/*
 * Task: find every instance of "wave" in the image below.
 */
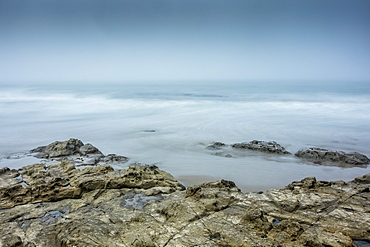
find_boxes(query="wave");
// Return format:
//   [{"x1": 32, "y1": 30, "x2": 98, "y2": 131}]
[{"x1": 1, "y1": 83, "x2": 370, "y2": 191}]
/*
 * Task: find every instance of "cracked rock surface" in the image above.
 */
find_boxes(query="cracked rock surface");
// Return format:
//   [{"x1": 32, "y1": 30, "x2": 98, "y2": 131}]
[
  {"x1": 1, "y1": 164, "x2": 369, "y2": 246},
  {"x1": 0, "y1": 140, "x2": 370, "y2": 246}
]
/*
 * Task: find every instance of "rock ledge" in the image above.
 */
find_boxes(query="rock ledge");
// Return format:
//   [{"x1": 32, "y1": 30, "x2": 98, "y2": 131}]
[{"x1": 0, "y1": 140, "x2": 369, "y2": 247}]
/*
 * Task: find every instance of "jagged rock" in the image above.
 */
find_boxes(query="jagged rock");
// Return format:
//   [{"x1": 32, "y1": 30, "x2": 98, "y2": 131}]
[
  {"x1": 1, "y1": 140, "x2": 370, "y2": 246},
  {"x1": 231, "y1": 140, "x2": 291, "y2": 154},
  {"x1": 30, "y1": 138, "x2": 128, "y2": 166},
  {"x1": 31, "y1": 138, "x2": 85, "y2": 158},
  {"x1": 1, "y1": 166, "x2": 369, "y2": 246},
  {"x1": 0, "y1": 162, "x2": 184, "y2": 209},
  {"x1": 79, "y1": 143, "x2": 102, "y2": 156},
  {"x1": 295, "y1": 147, "x2": 370, "y2": 165},
  {"x1": 185, "y1": 180, "x2": 241, "y2": 212}
]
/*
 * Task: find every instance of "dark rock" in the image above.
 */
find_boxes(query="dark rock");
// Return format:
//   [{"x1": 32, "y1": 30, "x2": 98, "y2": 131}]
[
  {"x1": 206, "y1": 142, "x2": 226, "y2": 150},
  {"x1": 79, "y1": 143, "x2": 102, "y2": 156},
  {"x1": 100, "y1": 154, "x2": 129, "y2": 164},
  {"x1": 231, "y1": 140, "x2": 291, "y2": 154},
  {"x1": 0, "y1": 167, "x2": 10, "y2": 174},
  {"x1": 214, "y1": 152, "x2": 233, "y2": 158},
  {"x1": 295, "y1": 148, "x2": 370, "y2": 165}
]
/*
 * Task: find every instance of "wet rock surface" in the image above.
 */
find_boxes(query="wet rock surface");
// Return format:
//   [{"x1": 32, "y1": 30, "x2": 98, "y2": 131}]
[
  {"x1": 295, "y1": 147, "x2": 370, "y2": 166},
  {"x1": 30, "y1": 138, "x2": 129, "y2": 166},
  {"x1": 206, "y1": 142, "x2": 227, "y2": 150},
  {"x1": 1, "y1": 140, "x2": 370, "y2": 246},
  {"x1": 206, "y1": 140, "x2": 369, "y2": 168},
  {"x1": 231, "y1": 140, "x2": 291, "y2": 154}
]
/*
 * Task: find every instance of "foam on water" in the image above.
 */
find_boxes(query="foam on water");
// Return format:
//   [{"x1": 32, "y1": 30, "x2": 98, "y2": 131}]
[{"x1": 1, "y1": 81, "x2": 370, "y2": 191}]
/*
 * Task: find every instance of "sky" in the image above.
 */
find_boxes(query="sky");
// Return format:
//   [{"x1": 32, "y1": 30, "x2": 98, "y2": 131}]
[{"x1": 1, "y1": 0, "x2": 370, "y2": 84}]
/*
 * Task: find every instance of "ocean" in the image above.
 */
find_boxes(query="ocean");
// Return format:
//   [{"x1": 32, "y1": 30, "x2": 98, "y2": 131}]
[{"x1": 1, "y1": 81, "x2": 370, "y2": 191}]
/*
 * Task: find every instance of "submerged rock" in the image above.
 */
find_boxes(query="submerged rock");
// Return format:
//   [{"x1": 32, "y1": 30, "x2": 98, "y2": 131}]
[
  {"x1": 295, "y1": 147, "x2": 370, "y2": 166},
  {"x1": 206, "y1": 142, "x2": 226, "y2": 150},
  {"x1": 231, "y1": 140, "x2": 291, "y2": 154}
]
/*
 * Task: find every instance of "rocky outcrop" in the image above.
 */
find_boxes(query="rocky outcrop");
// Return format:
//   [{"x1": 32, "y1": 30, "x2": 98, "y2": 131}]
[
  {"x1": 295, "y1": 147, "x2": 370, "y2": 166},
  {"x1": 1, "y1": 140, "x2": 370, "y2": 246},
  {"x1": 1, "y1": 164, "x2": 369, "y2": 246},
  {"x1": 0, "y1": 161, "x2": 184, "y2": 209},
  {"x1": 231, "y1": 140, "x2": 291, "y2": 154},
  {"x1": 30, "y1": 138, "x2": 88, "y2": 158},
  {"x1": 30, "y1": 138, "x2": 129, "y2": 166},
  {"x1": 206, "y1": 140, "x2": 369, "y2": 167}
]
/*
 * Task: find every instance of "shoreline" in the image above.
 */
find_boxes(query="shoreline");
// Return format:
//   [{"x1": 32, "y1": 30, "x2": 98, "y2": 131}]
[
  {"x1": 0, "y1": 139, "x2": 369, "y2": 246},
  {"x1": 1, "y1": 138, "x2": 370, "y2": 193}
]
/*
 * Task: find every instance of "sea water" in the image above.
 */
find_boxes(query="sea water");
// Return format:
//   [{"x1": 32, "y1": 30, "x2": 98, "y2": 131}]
[{"x1": 0, "y1": 81, "x2": 369, "y2": 191}]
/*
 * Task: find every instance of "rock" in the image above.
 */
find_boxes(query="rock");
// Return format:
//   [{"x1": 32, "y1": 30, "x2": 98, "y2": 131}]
[
  {"x1": 99, "y1": 154, "x2": 129, "y2": 164},
  {"x1": 206, "y1": 142, "x2": 226, "y2": 150},
  {"x1": 0, "y1": 161, "x2": 184, "y2": 209},
  {"x1": 354, "y1": 174, "x2": 370, "y2": 184},
  {"x1": 31, "y1": 138, "x2": 84, "y2": 158},
  {"x1": 79, "y1": 143, "x2": 102, "y2": 156},
  {"x1": 242, "y1": 206, "x2": 272, "y2": 234},
  {"x1": 1, "y1": 140, "x2": 370, "y2": 246},
  {"x1": 231, "y1": 140, "x2": 291, "y2": 154},
  {"x1": 185, "y1": 179, "x2": 242, "y2": 212},
  {"x1": 30, "y1": 138, "x2": 129, "y2": 166},
  {"x1": 295, "y1": 147, "x2": 370, "y2": 165},
  {"x1": 1, "y1": 168, "x2": 369, "y2": 246}
]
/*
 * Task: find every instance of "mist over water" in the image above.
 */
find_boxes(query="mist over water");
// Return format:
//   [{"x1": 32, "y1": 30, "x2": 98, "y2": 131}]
[{"x1": 1, "y1": 81, "x2": 370, "y2": 191}]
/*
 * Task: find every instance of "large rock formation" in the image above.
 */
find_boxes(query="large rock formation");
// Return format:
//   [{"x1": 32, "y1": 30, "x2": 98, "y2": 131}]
[
  {"x1": 1, "y1": 140, "x2": 369, "y2": 246},
  {"x1": 1, "y1": 165, "x2": 369, "y2": 246},
  {"x1": 295, "y1": 147, "x2": 370, "y2": 166},
  {"x1": 0, "y1": 161, "x2": 184, "y2": 210}
]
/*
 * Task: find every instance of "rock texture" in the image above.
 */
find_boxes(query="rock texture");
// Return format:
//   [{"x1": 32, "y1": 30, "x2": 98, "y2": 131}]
[
  {"x1": 295, "y1": 147, "x2": 370, "y2": 166},
  {"x1": 231, "y1": 140, "x2": 291, "y2": 154},
  {"x1": 1, "y1": 140, "x2": 370, "y2": 246},
  {"x1": 30, "y1": 138, "x2": 129, "y2": 166},
  {"x1": 1, "y1": 163, "x2": 369, "y2": 246},
  {"x1": 0, "y1": 162, "x2": 184, "y2": 210}
]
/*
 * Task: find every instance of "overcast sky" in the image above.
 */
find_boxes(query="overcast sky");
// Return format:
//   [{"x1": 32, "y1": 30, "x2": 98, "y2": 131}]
[{"x1": 1, "y1": 0, "x2": 370, "y2": 84}]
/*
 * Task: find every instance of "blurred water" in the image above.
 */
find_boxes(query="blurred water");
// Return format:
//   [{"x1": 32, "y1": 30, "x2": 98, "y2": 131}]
[{"x1": 0, "y1": 81, "x2": 370, "y2": 191}]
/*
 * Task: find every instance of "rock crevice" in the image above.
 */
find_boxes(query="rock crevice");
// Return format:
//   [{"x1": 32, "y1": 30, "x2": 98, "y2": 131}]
[{"x1": 0, "y1": 139, "x2": 369, "y2": 246}]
